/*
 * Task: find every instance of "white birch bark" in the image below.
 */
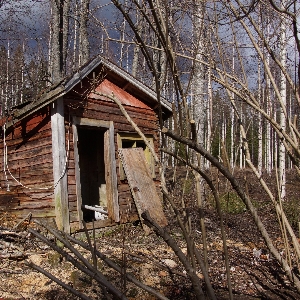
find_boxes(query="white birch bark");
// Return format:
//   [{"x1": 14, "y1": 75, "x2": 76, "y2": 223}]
[
  {"x1": 230, "y1": 46, "x2": 235, "y2": 169},
  {"x1": 257, "y1": 58, "x2": 263, "y2": 175},
  {"x1": 72, "y1": 0, "x2": 79, "y2": 71},
  {"x1": 279, "y1": 0, "x2": 287, "y2": 200},
  {"x1": 206, "y1": 65, "x2": 212, "y2": 169},
  {"x1": 265, "y1": 31, "x2": 272, "y2": 174},
  {"x1": 192, "y1": 1, "x2": 206, "y2": 169},
  {"x1": 239, "y1": 107, "x2": 244, "y2": 169},
  {"x1": 119, "y1": 0, "x2": 127, "y2": 67}
]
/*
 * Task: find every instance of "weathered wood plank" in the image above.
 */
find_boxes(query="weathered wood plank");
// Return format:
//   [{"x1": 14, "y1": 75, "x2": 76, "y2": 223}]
[
  {"x1": 72, "y1": 123, "x2": 83, "y2": 229},
  {"x1": 104, "y1": 121, "x2": 119, "y2": 222},
  {"x1": 7, "y1": 145, "x2": 52, "y2": 162},
  {"x1": 69, "y1": 107, "x2": 158, "y2": 131},
  {"x1": 70, "y1": 218, "x2": 115, "y2": 232},
  {"x1": 51, "y1": 97, "x2": 70, "y2": 233},
  {"x1": 5, "y1": 209, "x2": 56, "y2": 219},
  {"x1": 4, "y1": 137, "x2": 52, "y2": 155},
  {"x1": 6, "y1": 153, "x2": 53, "y2": 169},
  {"x1": 8, "y1": 117, "x2": 51, "y2": 139},
  {"x1": 118, "y1": 148, "x2": 167, "y2": 231},
  {"x1": 65, "y1": 98, "x2": 157, "y2": 121}
]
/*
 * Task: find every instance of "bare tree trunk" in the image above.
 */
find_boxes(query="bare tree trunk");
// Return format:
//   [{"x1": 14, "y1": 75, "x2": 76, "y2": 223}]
[
  {"x1": 50, "y1": 0, "x2": 71, "y2": 82},
  {"x1": 279, "y1": 0, "x2": 287, "y2": 200},
  {"x1": 5, "y1": 39, "x2": 9, "y2": 111},
  {"x1": 192, "y1": 1, "x2": 206, "y2": 166},
  {"x1": 72, "y1": 0, "x2": 79, "y2": 71},
  {"x1": 162, "y1": 127, "x2": 300, "y2": 293},
  {"x1": 258, "y1": 57, "x2": 263, "y2": 175},
  {"x1": 207, "y1": 65, "x2": 212, "y2": 169},
  {"x1": 79, "y1": 0, "x2": 90, "y2": 66}
]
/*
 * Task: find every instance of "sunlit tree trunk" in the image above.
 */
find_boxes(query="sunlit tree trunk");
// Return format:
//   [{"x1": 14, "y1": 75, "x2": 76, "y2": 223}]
[
  {"x1": 257, "y1": 58, "x2": 263, "y2": 175},
  {"x1": 79, "y1": 0, "x2": 90, "y2": 66},
  {"x1": 5, "y1": 39, "x2": 9, "y2": 111},
  {"x1": 206, "y1": 65, "x2": 212, "y2": 169},
  {"x1": 72, "y1": 0, "x2": 79, "y2": 71},
  {"x1": 230, "y1": 46, "x2": 235, "y2": 169},
  {"x1": 279, "y1": 0, "x2": 287, "y2": 200},
  {"x1": 192, "y1": 0, "x2": 206, "y2": 168},
  {"x1": 239, "y1": 107, "x2": 244, "y2": 169},
  {"x1": 265, "y1": 43, "x2": 272, "y2": 174}
]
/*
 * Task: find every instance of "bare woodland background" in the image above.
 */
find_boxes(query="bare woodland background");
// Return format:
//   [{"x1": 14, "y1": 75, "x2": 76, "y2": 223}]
[{"x1": 1, "y1": 0, "x2": 300, "y2": 299}]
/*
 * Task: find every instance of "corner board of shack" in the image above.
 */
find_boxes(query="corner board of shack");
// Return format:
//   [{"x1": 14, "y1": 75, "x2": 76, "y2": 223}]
[{"x1": 0, "y1": 55, "x2": 171, "y2": 233}]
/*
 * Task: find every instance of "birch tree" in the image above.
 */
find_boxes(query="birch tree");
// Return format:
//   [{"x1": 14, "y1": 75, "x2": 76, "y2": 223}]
[{"x1": 110, "y1": 0, "x2": 300, "y2": 294}]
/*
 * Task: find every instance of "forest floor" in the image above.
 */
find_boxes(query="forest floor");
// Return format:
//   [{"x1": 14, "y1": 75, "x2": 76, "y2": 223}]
[{"x1": 1, "y1": 167, "x2": 300, "y2": 299}]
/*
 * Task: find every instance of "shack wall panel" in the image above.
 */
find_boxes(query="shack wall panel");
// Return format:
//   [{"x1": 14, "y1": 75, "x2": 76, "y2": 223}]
[
  {"x1": 0, "y1": 107, "x2": 55, "y2": 221},
  {"x1": 64, "y1": 96, "x2": 160, "y2": 228}
]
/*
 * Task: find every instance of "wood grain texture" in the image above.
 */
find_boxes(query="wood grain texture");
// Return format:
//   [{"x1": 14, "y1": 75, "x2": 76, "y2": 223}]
[{"x1": 118, "y1": 148, "x2": 167, "y2": 232}]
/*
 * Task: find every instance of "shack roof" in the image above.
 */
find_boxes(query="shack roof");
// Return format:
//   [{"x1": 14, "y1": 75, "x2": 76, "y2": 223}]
[{"x1": 6, "y1": 55, "x2": 172, "y2": 128}]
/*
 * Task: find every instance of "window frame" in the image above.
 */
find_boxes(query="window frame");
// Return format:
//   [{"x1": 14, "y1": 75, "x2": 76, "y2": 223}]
[{"x1": 117, "y1": 132, "x2": 155, "y2": 179}]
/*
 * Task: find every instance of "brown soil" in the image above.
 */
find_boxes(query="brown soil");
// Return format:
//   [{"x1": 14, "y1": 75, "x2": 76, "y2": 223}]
[{"x1": 0, "y1": 167, "x2": 300, "y2": 299}]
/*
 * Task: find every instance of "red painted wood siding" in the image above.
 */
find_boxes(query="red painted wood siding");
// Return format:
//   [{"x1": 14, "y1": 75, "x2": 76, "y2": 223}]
[{"x1": 0, "y1": 106, "x2": 55, "y2": 220}]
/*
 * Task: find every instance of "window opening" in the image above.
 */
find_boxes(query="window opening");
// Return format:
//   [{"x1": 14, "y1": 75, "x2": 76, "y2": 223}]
[{"x1": 118, "y1": 133, "x2": 154, "y2": 179}]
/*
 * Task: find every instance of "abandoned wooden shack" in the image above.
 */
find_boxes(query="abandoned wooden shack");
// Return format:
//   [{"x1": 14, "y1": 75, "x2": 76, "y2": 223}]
[{"x1": 0, "y1": 55, "x2": 172, "y2": 233}]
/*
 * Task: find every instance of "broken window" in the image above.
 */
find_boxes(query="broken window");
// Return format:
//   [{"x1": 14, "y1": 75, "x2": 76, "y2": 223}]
[{"x1": 117, "y1": 133, "x2": 155, "y2": 180}]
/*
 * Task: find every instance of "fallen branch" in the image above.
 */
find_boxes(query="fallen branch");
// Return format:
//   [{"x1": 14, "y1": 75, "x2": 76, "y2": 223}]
[
  {"x1": 30, "y1": 221, "x2": 169, "y2": 300},
  {"x1": 28, "y1": 226, "x2": 128, "y2": 300}
]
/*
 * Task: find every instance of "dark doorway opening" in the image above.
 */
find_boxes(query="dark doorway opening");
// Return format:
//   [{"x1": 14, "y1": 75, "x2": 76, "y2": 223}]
[{"x1": 77, "y1": 126, "x2": 107, "y2": 222}]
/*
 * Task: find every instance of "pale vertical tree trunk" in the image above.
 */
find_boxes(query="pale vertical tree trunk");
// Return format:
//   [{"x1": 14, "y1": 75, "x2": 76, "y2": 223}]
[
  {"x1": 266, "y1": 49, "x2": 272, "y2": 174},
  {"x1": 239, "y1": 107, "x2": 244, "y2": 169},
  {"x1": 222, "y1": 115, "x2": 226, "y2": 150},
  {"x1": 132, "y1": 43, "x2": 140, "y2": 77},
  {"x1": 273, "y1": 94, "x2": 278, "y2": 171},
  {"x1": 257, "y1": 58, "x2": 263, "y2": 175},
  {"x1": 20, "y1": 41, "x2": 25, "y2": 103},
  {"x1": 48, "y1": 5, "x2": 53, "y2": 85},
  {"x1": 0, "y1": 88, "x2": 3, "y2": 116},
  {"x1": 72, "y1": 0, "x2": 79, "y2": 71},
  {"x1": 257, "y1": 3, "x2": 263, "y2": 175},
  {"x1": 119, "y1": 0, "x2": 127, "y2": 68},
  {"x1": 265, "y1": 12, "x2": 272, "y2": 174},
  {"x1": 192, "y1": 1, "x2": 206, "y2": 169},
  {"x1": 131, "y1": 10, "x2": 141, "y2": 77},
  {"x1": 279, "y1": 0, "x2": 287, "y2": 200},
  {"x1": 230, "y1": 107, "x2": 234, "y2": 169},
  {"x1": 79, "y1": 0, "x2": 90, "y2": 66},
  {"x1": 230, "y1": 46, "x2": 235, "y2": 169},
  {"x1": 5, "y1": 39, "x2": 9, "y2": 111},
  {"x1": 289, "y1": 90, "x2": 293, "y2": 168},
  {"x1": 206, "y1": 65, "x2": 212, "y2": 169},
  {"x1": 50, "y1": 0, "x2": 63, "y2": 82}
]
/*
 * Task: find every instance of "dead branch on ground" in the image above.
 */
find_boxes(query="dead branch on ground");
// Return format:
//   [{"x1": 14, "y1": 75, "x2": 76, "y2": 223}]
[{"x1": 27, "y1": 221, "x2": 169, "y2": 300}]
